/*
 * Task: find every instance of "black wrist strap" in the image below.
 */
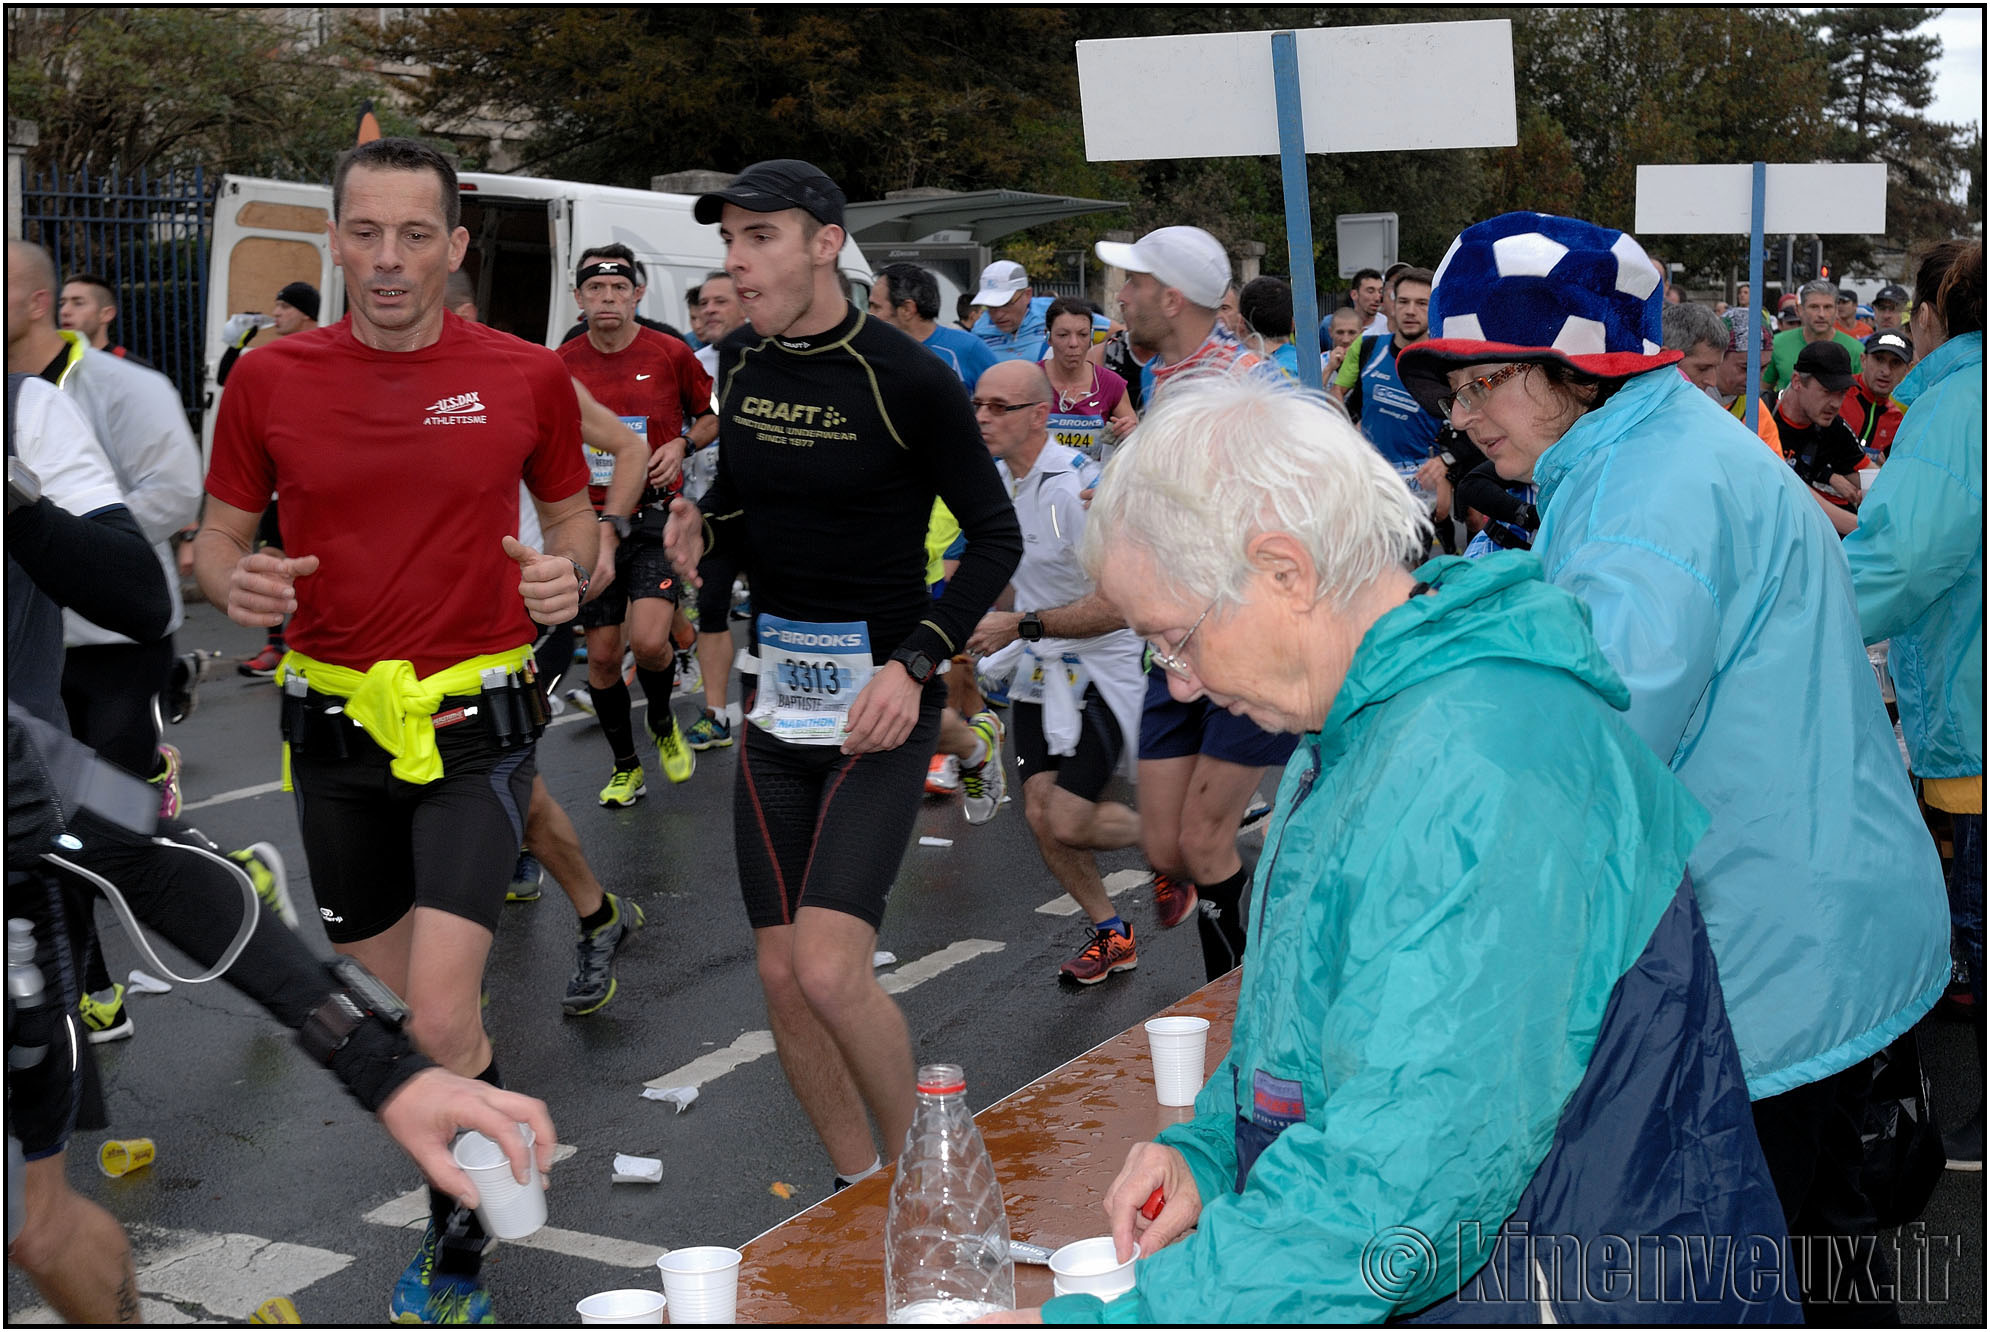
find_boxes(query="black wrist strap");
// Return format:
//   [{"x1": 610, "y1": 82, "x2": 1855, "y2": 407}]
[{"x1": 329, "y1": 1015, "x2": 435, "y2": 1113}]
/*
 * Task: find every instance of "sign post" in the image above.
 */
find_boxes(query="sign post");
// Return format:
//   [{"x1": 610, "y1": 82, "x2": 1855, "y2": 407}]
[
  {"x1": 1077, "y1": 22, "x2": 1517, "y2": 391},
  {"x1": 1635, "y1": 161, "x2": 1886, "y2": 432},
  {"x1": 1269, "y1": 33, "x2": 1321, "y2": 382}
]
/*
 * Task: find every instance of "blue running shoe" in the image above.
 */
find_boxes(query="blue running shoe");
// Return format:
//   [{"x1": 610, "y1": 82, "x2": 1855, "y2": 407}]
[{"x1": 389, "y1": 1222, "x2": 494, "y2": 1324}]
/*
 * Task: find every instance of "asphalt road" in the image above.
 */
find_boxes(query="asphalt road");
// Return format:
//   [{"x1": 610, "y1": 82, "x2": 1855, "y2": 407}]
[{"x1": 7, "y1": 597, "x2": 1982, "y2": 1324}]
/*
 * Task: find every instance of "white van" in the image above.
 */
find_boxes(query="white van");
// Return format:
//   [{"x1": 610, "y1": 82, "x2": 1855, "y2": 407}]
[{"x1": 200, "y1": 171, "x2": 873, "y2": 460}]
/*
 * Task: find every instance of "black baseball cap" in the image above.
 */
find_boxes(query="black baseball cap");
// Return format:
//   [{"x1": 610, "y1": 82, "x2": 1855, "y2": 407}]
[
  {"x1": 1872, "y1": 283, "x2": 1909, "y2": 307},
  {"x1": 1864, "y1": 329, "x2": 1913, "y2": 362},
  {"x1": 694, "y1": 160, "x2": 846, "y2": 228},
  {"x1": 1793, "y1": 340, "x2": 1855, "y2": 390}
]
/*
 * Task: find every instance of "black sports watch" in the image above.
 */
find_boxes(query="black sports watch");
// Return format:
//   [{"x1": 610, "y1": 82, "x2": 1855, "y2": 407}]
[
  {"x1": 598, "y1": 513, "x2": 632, "y2": 541},
  {"x1": 890, "y1": 645, "x2": 940, "y2": 684},
  {"x1": 1017, "y1": 611, "x2": 1046, "y2": 643},
  {"x1": 298, "y1": 957, "x2": 409, "y2": 1066}
]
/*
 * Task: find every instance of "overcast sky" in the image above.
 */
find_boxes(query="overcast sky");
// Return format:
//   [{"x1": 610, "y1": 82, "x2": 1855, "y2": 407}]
[{"x1": 1920, "y1": 7, "x2": 1982, "y2": 130}]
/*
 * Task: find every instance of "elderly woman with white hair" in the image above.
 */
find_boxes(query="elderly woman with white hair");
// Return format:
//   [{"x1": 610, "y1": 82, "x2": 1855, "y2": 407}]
[{"x1": 997, "y1": 375, "x2": 1794, "y2": 1325}]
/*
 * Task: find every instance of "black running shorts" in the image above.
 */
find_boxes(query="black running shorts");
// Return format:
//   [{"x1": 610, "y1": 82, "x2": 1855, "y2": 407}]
[
  {"x1": 289, "y1": 715, "x2": 534, "y2": 943},
  {"x1": 1010, "y1": 686, "x2": 1123, "y2": 803},
  {"x1": 732, "y1": 677, "x2": 944, "y2": 931},
  {"x1": 580, "y1": 535, "x2": 683, "y2": 631}
]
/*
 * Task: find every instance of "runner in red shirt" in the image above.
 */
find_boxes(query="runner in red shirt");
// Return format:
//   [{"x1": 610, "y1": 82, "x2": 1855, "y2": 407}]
[
  {"x1": 557, "y1": 245, "x2": 717, "y2": 806},
  {"x1": 1841, "y1": 329, "x2": 1912, "y2": 465},
  {"x1": 194, "y1": 137, "x2": 591, "y2": 1325}
]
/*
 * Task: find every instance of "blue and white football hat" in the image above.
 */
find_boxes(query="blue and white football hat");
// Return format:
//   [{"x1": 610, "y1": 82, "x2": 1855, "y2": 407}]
[{"x1": 1398, "y1": 212, "x2": 1682, "y2": 417}]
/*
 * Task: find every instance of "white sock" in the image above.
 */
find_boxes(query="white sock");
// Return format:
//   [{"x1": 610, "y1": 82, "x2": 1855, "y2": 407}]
[
  {"x1": 963, "y1": 735, "x2": 989, "y2": 769},
  {"x1": 834, "y1": 1155, "x2": 882, "y2": 1186}
]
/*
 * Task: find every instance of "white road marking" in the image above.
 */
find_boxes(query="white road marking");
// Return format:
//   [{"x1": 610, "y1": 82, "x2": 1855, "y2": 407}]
[
  {"x1": 11, "y1": 1223, "x2": 352, "y2": 1324},
  {"x1": 643, "y1": 939, "x2": 1006, "y2": 1090},
  {"x1": 643, "y1": 1029, "x2": 778, "y2": 1091},
  {"x1": 1036, "y1": 868, "x2": 1150, "y2": 916},
  {"x1": 876, "y1": 938, "x2": 1005, "y2": 995}
]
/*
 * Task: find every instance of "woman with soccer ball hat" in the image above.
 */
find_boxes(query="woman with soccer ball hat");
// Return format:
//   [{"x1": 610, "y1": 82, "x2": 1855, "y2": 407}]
[{"x1": 1399, "y1": 212, "x2": 1949, "y2": 1322}]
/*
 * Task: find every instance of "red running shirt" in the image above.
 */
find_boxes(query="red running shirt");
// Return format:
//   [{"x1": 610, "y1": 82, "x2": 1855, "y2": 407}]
[
  {"x1": 207, "y1": 312, "x2": 587, "y2": 675},
  {"x1": 557, "y1": 328, "x2": 713, "y2": 508}
]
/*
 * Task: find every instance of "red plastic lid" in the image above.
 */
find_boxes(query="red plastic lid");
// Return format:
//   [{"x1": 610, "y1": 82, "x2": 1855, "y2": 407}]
[{"x1": 917, "y1": 1077, "x2": 966, "y2": 1094}]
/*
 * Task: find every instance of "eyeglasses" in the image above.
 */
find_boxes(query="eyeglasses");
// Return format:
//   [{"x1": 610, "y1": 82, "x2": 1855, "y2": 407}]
[
  {"x1": 1437, "y1": 362, "x2": 1527, "y2": 420},
  {"x1": 970, "y1": 398, "x2": 1044, "y2": 414},
  {"x1": 1148, "y1": 601, "x2": 1216, "y2": 679}
]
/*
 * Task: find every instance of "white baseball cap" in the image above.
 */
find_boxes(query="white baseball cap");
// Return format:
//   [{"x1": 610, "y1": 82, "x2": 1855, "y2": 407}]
[
  {"x1": 971, "y1": 260, "x2": 1030, "y2": 306},
  {"x1": 1094, "y1": 227, "x2": 1232, "y2": 309}
]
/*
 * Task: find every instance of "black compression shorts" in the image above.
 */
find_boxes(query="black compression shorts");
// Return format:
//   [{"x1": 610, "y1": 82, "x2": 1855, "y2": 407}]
[
  {"x1": 289, "y1": 717, "x2": 534, "y2": 943},
  {"x1": 695, "y1": 546, "x2": 740, "y2": 632},
  {"x1": 1010, "y1": 686, "x2": 1123, "y2": 803},
  {"x1": 732, "y1": 676, "x2": 944, "y2": 931}
]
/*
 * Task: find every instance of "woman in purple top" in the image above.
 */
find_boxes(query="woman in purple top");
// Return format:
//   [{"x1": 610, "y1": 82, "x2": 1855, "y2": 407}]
[{"x1": 1044, "y1": 295, "x2": 1137, "y2": 462}]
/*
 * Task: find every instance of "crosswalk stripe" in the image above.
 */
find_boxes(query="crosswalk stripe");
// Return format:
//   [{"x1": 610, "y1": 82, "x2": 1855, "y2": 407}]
[{"x1": 1036, "y1": 868, "x2": 1150, "y2": 916}]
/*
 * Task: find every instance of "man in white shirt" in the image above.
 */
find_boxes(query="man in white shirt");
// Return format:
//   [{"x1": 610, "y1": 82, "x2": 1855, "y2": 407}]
[{"x1": 964, "y1": 361, "x2": 1147, "y2": 986}]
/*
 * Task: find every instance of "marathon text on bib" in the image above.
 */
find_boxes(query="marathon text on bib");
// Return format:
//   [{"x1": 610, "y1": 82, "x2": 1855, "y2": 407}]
[{"x1": 749, "y1": 615, "x2": 874, "y2": 745}]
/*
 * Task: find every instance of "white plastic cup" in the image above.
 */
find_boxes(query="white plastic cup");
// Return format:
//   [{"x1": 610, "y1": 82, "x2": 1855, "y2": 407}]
[
  {"x1": 577, "y1": 1288, "x2": 669, "y2": 1324},
  {"x1": 1144, "y1": 1015, "x2": 1211, "y2": 1107},
  {"x1": 656, "y1": 1246, "x2": 743, "y2": 1325},
  {"x1": 451, "y1": 1123, "x2": 546, "y2": 1240},
  {"x1": 1049, "y1": 1237, "x2": 1140, "y2": 1302}
]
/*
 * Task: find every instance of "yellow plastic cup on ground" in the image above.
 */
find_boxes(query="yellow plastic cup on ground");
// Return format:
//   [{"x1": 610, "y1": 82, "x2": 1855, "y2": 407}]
[
  {"x1": 97, "y1": 1138, "x2": 156, "y2": 1177},
  {"x1": 250, "y1": 1296, "x2": 302, "y2": 1324}
]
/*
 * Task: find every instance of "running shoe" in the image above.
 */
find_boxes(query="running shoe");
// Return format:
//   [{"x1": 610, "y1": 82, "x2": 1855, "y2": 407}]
[
  {"x1": 960, "y1": 711, "x2": 1006, "y2": 826},
  {"x1": 507, "y1": 851, "x2": 544, "y2": 903},
  {"x1": 1945, "y1": 1102, "x2": 1984, "y2": 1172},
  {"x1": 388, "y1": 1220, "x2": 494, "y2": 1324},
  {"x1": 238, "y1": 643, "x2": 284, "y2": 678},
  {"x1": 675, "y1": 652, "x2": 704, "y2": 698},
  {"x1": 1152, "y1": 873, "x2": 1199, "y2": 929},
  {"x1": 686, "y1": 709, "x2": 733, "y2": 751},
  {"x1": 230, "y1": 842, "x2": 297, "y2": 928},
  {"x1": 545, "y1": 689, "x2": 567, "y2": 719},
  {"x1": 651, "y1": 715, "x2": 695, "y2": 783},
  {"x1": 563, "y1": 686, "x2": 597, "y2": 717},
  {"x1": 599, "y1": 765, "x2": 646, "y2": 807},
  {"x1": 1239, "y1": 795, "x2": 1273, "y2": 831},
  {"x1": 926, "y1": 752, "x2": 961, "y2": 795},
  {"x1": 164, "y1": 652, "x2": 200, "y2": 724},
  {"x1": 150, "y1": 742, "x2": 183, "y2": 820},
  {"x1": 1059, "y1": 924, "x2": 1138, "y2": 985},
  {"x1": 80, "y1": 984, "x2": 134, "y2": 1043},
  {"x1": 980, "y1": 674, "x2": 1011, "y2": 709},
  {"x1": 564, "y1": 893, "x2": 645, "y2": 1015}
]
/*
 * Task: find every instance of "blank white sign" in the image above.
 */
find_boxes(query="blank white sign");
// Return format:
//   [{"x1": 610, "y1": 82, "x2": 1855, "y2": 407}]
[
  {"x1": 1077, "y1": 22, "x2": 1517, "y2": 162},
  {"x1": 1634, "y1": 163, "x2": 1889, "y2": 235}
]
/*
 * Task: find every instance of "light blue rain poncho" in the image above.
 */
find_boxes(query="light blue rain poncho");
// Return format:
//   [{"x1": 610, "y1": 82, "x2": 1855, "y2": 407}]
[
  {"x1": 1842, "y1": 330, "x2": 1984, "y2": 780},
  {"x1": 1527, "y1": 366, "x2": 1949, "y2": 1095}
]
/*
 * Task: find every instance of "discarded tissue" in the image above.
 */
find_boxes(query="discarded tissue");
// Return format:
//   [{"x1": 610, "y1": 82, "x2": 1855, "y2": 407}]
[{"x1": 641, "y1": 1085, "x2": 699, "y2": 1113}]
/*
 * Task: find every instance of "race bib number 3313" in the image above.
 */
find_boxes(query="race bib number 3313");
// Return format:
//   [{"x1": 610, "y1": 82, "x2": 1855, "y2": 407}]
[{"x1": 749, "y1": 615, "x2": 874, "y2": 745}]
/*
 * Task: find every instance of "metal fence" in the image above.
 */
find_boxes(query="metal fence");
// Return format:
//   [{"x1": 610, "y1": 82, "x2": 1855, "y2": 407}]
[{"x1": 17, "y1": 165, "x2": 213, "y2": 425}]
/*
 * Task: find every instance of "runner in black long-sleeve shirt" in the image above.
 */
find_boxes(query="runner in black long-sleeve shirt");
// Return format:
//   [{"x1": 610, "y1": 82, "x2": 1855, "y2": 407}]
[{"x1": 666, "y1": 161, "x2": 1021, "y2": 1186}]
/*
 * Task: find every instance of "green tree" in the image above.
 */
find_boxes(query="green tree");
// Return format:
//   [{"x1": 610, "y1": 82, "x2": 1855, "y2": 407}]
[
  {"x1": 4, "y1": 7, "x2": 415, "y2": 180},
  {"x1": 1807, "y1": 7, "x2": 1978, "y2": 258}
]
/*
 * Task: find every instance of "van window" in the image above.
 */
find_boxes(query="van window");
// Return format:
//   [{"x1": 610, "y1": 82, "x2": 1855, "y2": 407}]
[{"x1": 460, "y1": 196, "x2": 555, "y2": 344}]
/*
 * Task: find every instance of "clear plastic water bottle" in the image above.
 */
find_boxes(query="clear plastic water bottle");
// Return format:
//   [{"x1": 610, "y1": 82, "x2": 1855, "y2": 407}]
[{"x1": 884, "y1": 1064, "x2": 1016, "y2": 1324}]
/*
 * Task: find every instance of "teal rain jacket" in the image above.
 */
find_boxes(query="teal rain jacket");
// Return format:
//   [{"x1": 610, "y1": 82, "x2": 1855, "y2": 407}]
[
  {"x1": 1044, "y1": 555, "x2": 1791, "y2": 1325},
  {"x1": 1843, "y1": 331, "x2": 1984, "y2": 780},
  {"x1": 1529, "y1": 367, "x2": 1948, "y2": 1098}
]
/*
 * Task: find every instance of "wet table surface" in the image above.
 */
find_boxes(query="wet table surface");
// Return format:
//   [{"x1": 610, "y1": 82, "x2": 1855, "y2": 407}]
[{"x1": 734, "y1": 971, "x2": 1240, "y2": 1324}]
